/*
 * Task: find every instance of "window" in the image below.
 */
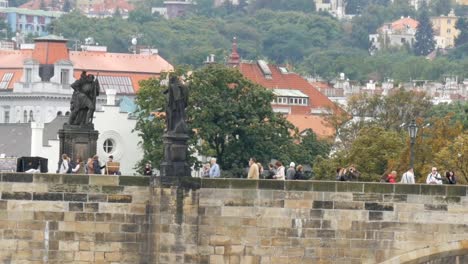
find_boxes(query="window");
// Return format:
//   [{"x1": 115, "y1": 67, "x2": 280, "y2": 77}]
[
  {"x1": 97, "y1": 76, "x2": 134, "y2": 94},
  {"x1": 447, "y1": 29, "x2": 451, "y2": 34},
  {"x1": 4, "y1": 110, "x2": 9, "y2": 123},
  {"x1": 23, "y1": 110, "x2": 27, "y2": 123},
  {"x1": 0, "y1": 73, "x2": 13, "y2": 89},
  {"x1": 103, "y1": 139, "x2": 115, "y2": 154},
  {"x1": 448, "y1": 19, "x2": 451, "y2": 24},
  {"x1": 29, "y1": 110, "x2": 34, "y2": 122},
  {"x1": 60, "y1": 69, "x2": 69, "y2": 85},
  {"x1": 25, "y1": 68, "x2": 32, "y2": 83}
]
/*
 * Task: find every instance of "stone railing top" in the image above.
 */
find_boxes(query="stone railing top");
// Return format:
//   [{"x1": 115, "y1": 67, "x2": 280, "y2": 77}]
[
  {"x1": 0, "y1": 172, "x2": 150, "y2": 187},
  {"x1": 1, "y1": 173, "x2": 466, "y2": 197},
  {"x1": 157, "y1": 178, "x2": 468, "y2": 197}
]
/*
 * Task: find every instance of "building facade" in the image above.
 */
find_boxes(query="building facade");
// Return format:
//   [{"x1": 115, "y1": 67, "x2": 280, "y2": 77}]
[
  {"x1": 0, "y1": 34, "x2": 173, "y2": 173},
  {"x1": 370, "y1": 17, "x2": 419, "y2": 52},
  {"x1": 0, "y1": 7, "x2": 62, "y2": 36},
  {"x1": 431, "y1": 10, "x2": 460, "y2": 49}
]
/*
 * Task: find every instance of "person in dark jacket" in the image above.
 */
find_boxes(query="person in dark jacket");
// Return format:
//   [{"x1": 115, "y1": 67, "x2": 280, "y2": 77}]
[
  {"x1": 446, "y1": 171, "x2": 456, "y2": 184},
  {"x1": 294, "y1": 165, "x2": 305, "y2": 180},
  {"x1": 92, "y1": 155, "x2": 102, "y2": 175}
]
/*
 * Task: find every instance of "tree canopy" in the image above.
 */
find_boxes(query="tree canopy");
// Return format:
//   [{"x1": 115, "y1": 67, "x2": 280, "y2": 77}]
[
  {"x1": 413, "y1": 5, "x2": 436, "y2": 56},
  {"x1": 134, "y1": 65, "x2": 331, "y2": 176}
]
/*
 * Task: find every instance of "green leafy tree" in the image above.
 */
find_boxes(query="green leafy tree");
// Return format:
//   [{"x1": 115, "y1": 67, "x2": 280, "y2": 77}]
[
  {"x1": 413, "y1": 5, "x2": 436, "y2": 56},
  {"x1": 455, "y1": 17, "x2": 468, "y2": 47},
  {"x1": 188, "y1": 64, "x2": 296, "y2": 170},
  {"x1": 428, "y1": 101, "x2": 468, "y2": 129},
  {"x1": 433, "y1": 132, "x2": 468, "y2": 184},
  {"x1": 134, "y1": 65, "x2": 297, "y2": 174},
  {"x1": 134, "y1": 77, "x2": 167, "y2": 172},
  {"x1": 429, "y1": 0, "x2": 452, "y2": 16}
]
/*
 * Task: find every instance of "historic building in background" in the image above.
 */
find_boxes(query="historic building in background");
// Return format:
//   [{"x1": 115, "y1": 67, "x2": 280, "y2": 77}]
[
  {"x1": 0, "y1": 7, "x2": 62, "y2": 36},
  {"x1": 0, "y1": 34, "x2": 173, "y2": 173},
  {"x1": 226, "y1": 39, "x2": 338, "y2": 139}
]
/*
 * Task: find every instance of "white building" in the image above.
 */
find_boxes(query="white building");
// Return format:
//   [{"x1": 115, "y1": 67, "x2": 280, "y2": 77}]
[{"x1": 0, "y1": 34, "x2": 174, "y2": 174}]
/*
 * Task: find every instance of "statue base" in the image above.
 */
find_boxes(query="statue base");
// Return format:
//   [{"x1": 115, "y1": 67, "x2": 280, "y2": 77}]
[
  {"x1": 160, "y1": 132, "x2": 191, "y2": 178},
  {"x1": 58, "y1": 125, "x2": 99, "y2": 162}
]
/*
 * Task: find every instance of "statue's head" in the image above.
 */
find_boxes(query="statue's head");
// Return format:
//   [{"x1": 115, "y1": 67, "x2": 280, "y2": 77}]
[{"x1": 87, "y1": 74, "x2": 95, "y2": 81}]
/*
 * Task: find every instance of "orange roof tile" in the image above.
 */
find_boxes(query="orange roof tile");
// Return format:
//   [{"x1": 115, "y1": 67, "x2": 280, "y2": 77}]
[
  {"x1": 286, "y1": 115, "x2": 334, "y2": 139},
  {"x1": 70, "y1": 51, "x2": 173, "y2": 74},
  {"x1": 0, "y1": 70, "x2": 23, "y2": 89},
  {"x1": 391, "y1": 17, "x2": 419, "y2": 31},
  {"x1": 239, "y1": 62, "x2": 339, "y2": 115},
  {"x1": 0, "y1": 50, "x2": 33, "y2": 68}
]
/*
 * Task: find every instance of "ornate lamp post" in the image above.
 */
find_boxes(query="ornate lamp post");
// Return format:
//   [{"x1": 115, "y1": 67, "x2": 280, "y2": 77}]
[{"x1": 408, "y1": 120, "x2": 418, "y2": 169}]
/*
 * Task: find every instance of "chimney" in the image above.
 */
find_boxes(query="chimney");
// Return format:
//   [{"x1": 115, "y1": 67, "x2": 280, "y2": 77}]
[
  {"x1": 106, "y1": 89, "x2": 117, "y2": 106},
  {"x1": 227, "y1": 37, "x2": 240, "y2": 67}
]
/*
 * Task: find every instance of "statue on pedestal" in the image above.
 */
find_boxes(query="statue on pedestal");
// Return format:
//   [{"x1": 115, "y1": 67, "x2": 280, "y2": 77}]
[
  {"x1": 68, "y1": 71, "x2": 100, "y2": 127},
  {"x1": 58, "y1": 70, "x2": 100, "y2": 167},
  {"x1": 164, "y1": 75, "x2": 188, "y2": 134},
  {"x1": 160, "y1": 74, "x2": 191, "y2": 178}
]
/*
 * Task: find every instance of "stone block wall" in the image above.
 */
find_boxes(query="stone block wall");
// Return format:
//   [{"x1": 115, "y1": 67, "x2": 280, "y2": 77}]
[
  {"x1": 1, "y1": 174, "x2": 468, "y2": 264},
  {"x1": 153, "y1": 179, "x2": 468, "y2": 264},
  {"x1": 0, "y1": 173, "x2": 150, "y2": 264}
]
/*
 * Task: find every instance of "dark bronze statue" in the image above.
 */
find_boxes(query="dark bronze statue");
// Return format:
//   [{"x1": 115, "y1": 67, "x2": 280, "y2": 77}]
[
  {"x1": 68, "y1": 71, "x2": 100, "y2": 126},
  {"x1": 164, "y1": 75, "x2": 188, "y2": 134}
]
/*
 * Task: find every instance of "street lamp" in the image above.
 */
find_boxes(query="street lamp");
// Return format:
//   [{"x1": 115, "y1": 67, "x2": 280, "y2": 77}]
[{"x1": 408, "y1": 119, "x2": 418, "y2": 169}]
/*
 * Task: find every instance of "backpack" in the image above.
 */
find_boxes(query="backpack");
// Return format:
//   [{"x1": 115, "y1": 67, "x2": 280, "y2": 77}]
[{"x1": 67, "y1": 160, "x2": 75, "y2": 174}]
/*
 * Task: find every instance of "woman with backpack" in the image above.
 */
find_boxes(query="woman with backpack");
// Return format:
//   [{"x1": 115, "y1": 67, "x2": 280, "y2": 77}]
[{"x1": 58, "y1": 154, "x2": 70, "y2": 174}]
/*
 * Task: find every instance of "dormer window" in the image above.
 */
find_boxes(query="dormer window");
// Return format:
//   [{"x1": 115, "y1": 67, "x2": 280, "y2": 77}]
[
  {"x1": 25, "y1": 68, "x2": 32, "y2": 83},
  {"x1": 60, "y1": 69, "x2": 69, "y2": 85},
  {"x1": 273, "y1": 89, "x2": 309, "y2": 106}
]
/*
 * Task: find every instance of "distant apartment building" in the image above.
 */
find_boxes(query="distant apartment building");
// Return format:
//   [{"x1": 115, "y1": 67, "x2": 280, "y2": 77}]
[
  {"x1": 431, "y1": 10, "x2": 460, "y2": 49},
  {"x1": 369, "y1": 17, "x2": 419, "y2": 52},
  {"x1": 152, "y1": 1, "x2": 194, "y2": 19},
  {"x1": 0, "y1": 8, "x2": 62, "y2": 36},
  {"x1": 214, "y1": 0, "x2": 239, "y2": 7},
  {"x1": 315, "y1": 0, "x2": 345, "y2": 19}
]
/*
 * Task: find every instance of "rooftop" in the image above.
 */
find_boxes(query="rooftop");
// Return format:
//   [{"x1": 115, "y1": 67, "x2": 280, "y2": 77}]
[{"x1": 0, "y1": 7, "x2": 63, "y2": 17}]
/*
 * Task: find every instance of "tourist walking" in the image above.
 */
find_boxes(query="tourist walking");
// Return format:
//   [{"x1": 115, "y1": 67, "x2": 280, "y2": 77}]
[
  {"x1": 72, "y1": 157, "x2": 84, "y2": 174},
  {"x1": 267, "y1": 163, "x2": 276, "y2": 179},
  {"x1": 426, "y1": 167, "x2": 443, "y2": 184},
  {"x1": 209, "y1": 158, "x2": 220, "y2": 178},
  {"x1": 400, "y1": 168, "x2": 415, "y2": 184},
  {"x1": 386, "y1": 171, "x2": 397, "y2": 183},
  {"x1": 58, "y1": 154, "x2": 70, "y2": 174},
  {"x1": 92, "y1": 155, "x2": 102, "y2": 175},
  {"x1": 446, "y1": 170, "x2": 456, "y2": 184},
  {"x1": 286, "y1": 162, "x2": 296, "y2": 180},
  {"x1": 295, "y1": 165, "x2": 305, "y2": 180},
  {"x1": 247, "y1": 158, "x2": 259, "y2": 179},
  {"x1": 85, "y1": 158, "x2": 93, "y2": 174},
  {"x1": 273, "y1": 161, "x2": 285, "y2": 180}
]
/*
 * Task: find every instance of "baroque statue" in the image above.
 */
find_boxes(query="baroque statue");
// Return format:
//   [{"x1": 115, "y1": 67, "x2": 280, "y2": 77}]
[
  {"x1": 68, "y1": 71, "x2": 100, "y2": 127},
  {"x1": 164, "y1": 74, "x2": 188, "y2": 134}
]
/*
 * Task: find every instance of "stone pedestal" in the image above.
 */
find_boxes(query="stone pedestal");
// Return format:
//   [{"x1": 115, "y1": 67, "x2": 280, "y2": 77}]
[
  {"x1": 160, "y1": 133, "x2": 191, "y2": 178},
  {"x1": 58, "y1": 124, "x2": 99, "y2": 161}
]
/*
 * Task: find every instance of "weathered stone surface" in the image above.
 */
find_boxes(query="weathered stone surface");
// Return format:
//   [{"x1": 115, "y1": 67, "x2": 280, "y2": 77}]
[
  {"x1": 2, "y1": 192, "x2": 32, "y2": 200},
  {"x1": 2, "y1": 173, "x2": 33, "y2": 182}
]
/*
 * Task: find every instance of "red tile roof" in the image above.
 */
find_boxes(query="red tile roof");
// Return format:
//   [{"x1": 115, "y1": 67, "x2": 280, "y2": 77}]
[
  {"x1": 286, "y1": 115, "x2": 334, "y2": 139},
  {"x1": 0, "y1": 39, "x2": 173, "y2": 92},
  {"x1": 238, "y1": 62, "x2": 339, "y2": 138},
  {"x1": 391, "y1": 17, "x2": 419, "y2": 31},
  {"x1": 239, "y1": 62, "x2": 338, "y2": 114}
]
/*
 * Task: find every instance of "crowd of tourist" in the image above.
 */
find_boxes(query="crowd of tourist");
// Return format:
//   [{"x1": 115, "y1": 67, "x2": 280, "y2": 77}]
[
  {"x1": 202, "y1": 157, "x2": 459, "y2": 185},
  {"x1": 55, "y1": 153, "x2": 122, "y2": 175}
]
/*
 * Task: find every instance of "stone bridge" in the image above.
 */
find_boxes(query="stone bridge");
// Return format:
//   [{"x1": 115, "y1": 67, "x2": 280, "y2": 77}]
[{"x1": 0, "y1": 173, "x2": 467, "y2": 263}]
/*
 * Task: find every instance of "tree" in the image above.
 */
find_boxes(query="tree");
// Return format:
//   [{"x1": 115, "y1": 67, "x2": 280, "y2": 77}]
[
  {"x1": 428, "y1": 102, "x2": 468, "y2": 130},
  {"x1": 433, "y1": 132, "x2": 468, "y2": 184},
  {"x1": 413, "y1": 5, "x2": 436, "y2": 56},
  {"x1": 188, "y1": 65, "x2": 296, "y2": 170},
  {"x1": 455, "y1": 17, "x2": 468, "y2": 47},
  {"x1": 134, "y1": 65, "x2": 298, "y2": 174},
  {"x1": 134, "y1": 77, "x2": 167, "y2": 172},
  {"x1": 429, "y1": 0, "x2": 452, "y2": 16}
]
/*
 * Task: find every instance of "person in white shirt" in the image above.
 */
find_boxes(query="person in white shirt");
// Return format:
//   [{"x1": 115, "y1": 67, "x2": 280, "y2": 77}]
[
  {"x1": 426, "y1": 167, "x2": 443, "y2": 184},
  {"x1": 58, "y1": 153, "x2": 69, "y2": 174},
  {"x1": 400, "y1": 168, "x2": 415, "y2": 184},
  {"x1": 273, "y1": 161, "x2": 285, "y2": 180}
]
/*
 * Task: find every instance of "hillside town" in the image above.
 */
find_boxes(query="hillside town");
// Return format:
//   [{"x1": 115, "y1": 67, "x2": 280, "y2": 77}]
[{"x1": 0, "y1": 0, "x2": 467, "y2": 182}]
